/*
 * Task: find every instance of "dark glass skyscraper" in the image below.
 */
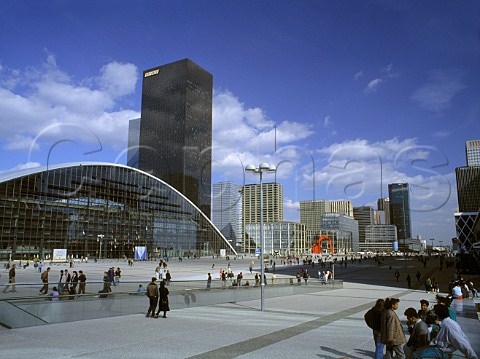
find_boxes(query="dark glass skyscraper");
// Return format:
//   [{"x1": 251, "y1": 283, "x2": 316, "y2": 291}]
[
  {"x1": 454, "y1": 140, "x2": 480, "y2": 250},
  {"x1": 133, "y1": 59, "x2": 213, "y2": 218},
  {"x1": 388, "y1": 183, "x2": 412, "y2": 240}
]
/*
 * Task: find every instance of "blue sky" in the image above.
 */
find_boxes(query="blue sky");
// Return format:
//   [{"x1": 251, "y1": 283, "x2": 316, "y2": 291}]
[{"x1": 1, "y1": 1, "x2": 479, "y2": 244}]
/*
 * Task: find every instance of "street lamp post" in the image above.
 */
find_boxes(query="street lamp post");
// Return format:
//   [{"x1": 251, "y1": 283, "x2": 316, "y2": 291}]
[
  {"x1": 97, "y1": 234, "x2": 105, "y2": 260},
  {"x1": 245, "y1": 162, "x2": 276, "y2": 312}
]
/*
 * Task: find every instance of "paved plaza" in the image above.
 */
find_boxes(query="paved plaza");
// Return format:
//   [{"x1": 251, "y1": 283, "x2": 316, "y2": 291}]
[{"x1": 0, "y1": 255, "x2": 479, "y2": 358}]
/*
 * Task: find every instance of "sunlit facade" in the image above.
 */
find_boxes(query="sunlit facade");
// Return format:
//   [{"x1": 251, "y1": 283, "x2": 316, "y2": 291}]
[
  {"x1": 244, "y1": 221, "x2": 307, "y2": 256},
  {"x1": 0, "y1": 163, "x2": 235, "y2": 261}
]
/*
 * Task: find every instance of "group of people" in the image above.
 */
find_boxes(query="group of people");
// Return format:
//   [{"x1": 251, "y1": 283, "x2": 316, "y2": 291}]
[
  {"x1": 38, "y1": 267, "x2": 87, "y2": 299},
  {"x1": 449, "y1": 278, "x2": 479, "y2": 300},
  {"x1": 365, "y1": 296, "x2": 477, "y2": 358},
  {"x1": 154, "y1": 262, "x2": 171, "y2": 285},
  {"x1": 146, "y1": 277, "x2": 170, "y2": 318}
]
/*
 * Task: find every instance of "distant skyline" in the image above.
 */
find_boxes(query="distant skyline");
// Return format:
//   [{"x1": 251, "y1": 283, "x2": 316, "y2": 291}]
[{"x1": 1, "y1": 1, "x2": 479, "y2": 244}]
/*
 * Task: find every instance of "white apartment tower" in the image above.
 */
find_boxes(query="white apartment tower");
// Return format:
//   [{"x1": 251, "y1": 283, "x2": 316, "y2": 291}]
[{"x1": 242, "y1": 182, "x2": 283, "y2": 224}]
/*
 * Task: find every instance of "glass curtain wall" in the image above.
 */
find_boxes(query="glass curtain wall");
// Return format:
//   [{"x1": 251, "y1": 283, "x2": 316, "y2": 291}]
[{"x1": 0, "y1": 164, "x2": 235, "y2": 261}]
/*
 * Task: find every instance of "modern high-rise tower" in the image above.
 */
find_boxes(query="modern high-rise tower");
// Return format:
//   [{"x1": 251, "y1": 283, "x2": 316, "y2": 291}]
[
  {"x1": 454, "y1": 139, "x2": 480, "y2": 250},
  {"x1": 388, "y1": 183, "x2": 412, "y2": 240},
  {"x1": 353, "y1": 206, "x2": 375, "y2": 248},
  {"x1": 466, "y1": 139, "x2": 480, "y2": 167},
  {"x1": 376, "y1": 198, "x2": 390, "y2": 225},
  {"x1": 211, "y1": 181, "x2": 242, "y2": 248},
  {"x1": 130, "y1": 59, "x2": 213, "y2": 217}
]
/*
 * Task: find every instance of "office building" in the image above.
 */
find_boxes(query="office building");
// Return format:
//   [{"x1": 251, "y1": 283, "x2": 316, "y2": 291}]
[
  {"x1": 376, "y1": 198, "x2": 390, "y2": 225},
  {"x1": 127, "y1": 118, "x2": 141, "y2": 167},
  {"x1": 244, "y1": 221, "x2": 307, "y2": 256},
  {"x1": 130, "y1": 59, "x2": 213, "y2": 218},
  {"x1": 211, "y1": 181, "x2": 242, "y2": 249},
  {"x1": 300, "y1": 200, "x2": 330, "y2": 231},
  {"x1": 0, "y1": 163, "x2": 235, "y2": 261},
  {"x1": 388, "y1": 183, "x2": 412, "y2": 241},
  {"x1": 353, "y1": 206, "x2": 375, "y2": 247},
  {"x1": 320, "y1": 212, "x2": 359, "y2": 252},
  {"x1": 330, "y1": 200, "x2": 353, "y2": 217},
  {"x1": 364, "y1": 225, "x2": 398, "y2": 252},
  {"x1": 242, "y1": 182, "x2": 283, "y2": 224},
  {"x1": 454, "y1": 165, "x2": 480, "y2": 251},
  {"x1": 241, "y1": 182, "x2": 283, "y2": 253},
  {"x1": 466, "y1": 140, "x2": 480, "y2": 167}
]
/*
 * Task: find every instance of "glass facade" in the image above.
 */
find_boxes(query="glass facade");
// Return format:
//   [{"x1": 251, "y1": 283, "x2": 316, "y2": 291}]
[
  {"x1": 466, "y1": 140, "x2": 480, "y2": 167},
  {"x1": 137, "y1": 59, "x2": 212, "y2": 218},
  {"x1": 388, "y1": 183, "x2": 412, "y2": 240},
  {"x1": 319, "y1": 213, "x2": 359, "y2": 252},
  {"x1": 211, "y1": 181, "x2": 242, "y2": 249},
  {"x1": 0, "y1": 163, "x2": 235, "y2": 261},
  {"x1": 244, "y1": 221, "x2": 307, "y2": 256}
]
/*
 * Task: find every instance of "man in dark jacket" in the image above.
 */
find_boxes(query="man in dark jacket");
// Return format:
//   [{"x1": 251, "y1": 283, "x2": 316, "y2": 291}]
[
  {"x1": 2, "y1": 264, "x2": 16, "y2": 293},
  {"x1": 146, "y1": 277, "x2": 158, "y2": 318},
  {"x1": 365, "y1": 298, "x2": 385, "y2": 359},
  {"x1": 404, "y1": 307, "x2": 429, "y2": 358}
]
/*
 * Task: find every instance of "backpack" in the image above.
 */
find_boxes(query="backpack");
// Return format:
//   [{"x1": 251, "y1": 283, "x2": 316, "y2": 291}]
[{"x1": 364, "y1": 308, "x2": 376, "y2": 329}]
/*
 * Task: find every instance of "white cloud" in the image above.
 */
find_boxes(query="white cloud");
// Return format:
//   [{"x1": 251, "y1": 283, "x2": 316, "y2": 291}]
[
  {"x1": 300, "y1": 138, "x2": 454, "y2": 214},
  {"x1": 212, "y1": 89, "x2": 314, "y2": 180},
  {"x1": 284, "y1": 198, "x2": 300, "y2": 210},
  {"x1": 432, "y1": 130, "x2": 452, "y2": 139},
  {"x1": 354, "y1": 71, "x2": 363, "y2": 81},
  {"x1": 363, "y1": 64, "x2": 398, "y2": 95},
  {"x1": 3, "y1": 161, "x2": 41, "y2": 172},
  {"x1": 411, "y1": 69, "x2": 466, "y2": 113},
  {"x1": 363, "y1": 78, "x2": 383, "y2": 94},
  {"x1": 97, "y1": 62, "x2": 138, "y2": 97},
  {"x1": 323, "y1": 115, "x2": 332, "y2": 128},
  {"x1": 3, "y1": 134, "x2": 39, "y2": 151},
  {"x1": 0, "y1": 54, "x2": 140, "y2": 157}
]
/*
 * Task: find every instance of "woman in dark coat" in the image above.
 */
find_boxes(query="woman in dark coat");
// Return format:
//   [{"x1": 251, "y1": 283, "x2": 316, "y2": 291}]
[{"x1": 156, "y1": 280, "x2": 170, "y2": 318}]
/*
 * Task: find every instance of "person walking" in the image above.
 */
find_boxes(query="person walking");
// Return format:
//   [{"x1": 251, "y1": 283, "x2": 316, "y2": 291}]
[
  {"x1": 57, "y1": 270, "x2": 65, "y2": 293},
  {"x1": 206, "y1": 273, "x2": 212, "y2": 291},
  {"x1": 71, "y1": 270, "x2": 79, "y2": 294},
  {"x1": 78, "y1": 270, "x2": 86, "y2": 295},
  {"x1": 39, "y1": 267, "x2": 51, "y2": 294},
  {"x1": 364, "y1": 298, "x2": 385, "y2": 359},
  {"x1": 406, "y1": 274, "x2": 412, "y2": 289},
  {"x1": 303, "y1": 269, "x2": 309, "y2": 285},
  {"x1": 237, "y1": 272, "x2": 243, "y2": 286},
  {"x1": 381, "y1": 298, "x2": 407, "y2": 358},
  {"x1": 64, "y1": 269, "x2": 71, "y2": 292},
  {"x1": 2, "y1": 264, "x2": 17, "y2": 293},
  {"x1": 114, "y1": 267, "x2": 121, "y2": 286},
  {"x1": 415, "y1": 271, "x2": 421, "y2": 283},
  {"x1": 165, "y1": 270, "x2": 171, "y2": 285},
  {"x1": 394, "y1": 270, "x2": 400, "y2": 283},
  {"x1": 146, "y1": 277, "x2": 158, "y2": 318},
  {"x1": 156, "y1": 280, "x2": 170, "y2": 318},
  {"x1": 425, "y1": 277, "x2": 432, "y2": 293},
  {"x1": 222, "y1": 271, "x2": 227, "y2": 288}
]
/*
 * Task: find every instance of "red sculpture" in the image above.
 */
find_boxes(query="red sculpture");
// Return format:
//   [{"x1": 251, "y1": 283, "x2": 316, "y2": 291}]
[{"x1": 312, "y1": 235, "x2": 334, "y2": 254}]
